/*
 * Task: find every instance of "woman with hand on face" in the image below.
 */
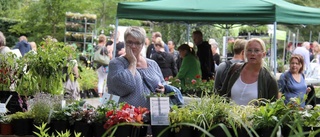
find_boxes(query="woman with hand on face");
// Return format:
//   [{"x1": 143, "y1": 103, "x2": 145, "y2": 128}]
[
  {"x1": 278, "y1": 54, "x2": 311, "y2": 107},
  {"x1": 219, "y1": 38, "x2": 279, "y2": 105},
  {"x1": 107, "y1": 27, "x2": 183, "y2": 108}
]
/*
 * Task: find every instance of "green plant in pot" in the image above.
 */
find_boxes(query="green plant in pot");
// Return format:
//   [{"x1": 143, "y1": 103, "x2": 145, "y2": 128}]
[
  {"x1": 77, "y1": 66, "x2": 98, "y2": 95},
  {"x1": 169, "y1": 104, "x2": 206, "y2": 136},
  {"x1": 226, "y1": 104, "x2": 257, "y2": 137},
  {"x1": 249, "y1": 98, "x2": 289, "y2": 137},
  {"x1": 10, "y1": 111, "x2": 34, "y2": 136},
  {"x1": 186, "y1": 95, "x2": 232, "y2": 136},
  {"x1": 29, "y1": 93, "x2": 63, "y2": 125},
  {"x1": 15, "y1": 39, "x2": 77, "y2": 96},
  {"x1": 91, "y1": 100, "x2": 118, "y2": 137},
  {"x1": 0, "y1": 53, "x2": 20, "y2": 91}
]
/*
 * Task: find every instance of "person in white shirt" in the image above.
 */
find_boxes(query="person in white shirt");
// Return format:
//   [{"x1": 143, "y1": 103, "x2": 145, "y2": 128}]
[{"x1": 293, "y1": 42, "x2": 310, "y2": 72}]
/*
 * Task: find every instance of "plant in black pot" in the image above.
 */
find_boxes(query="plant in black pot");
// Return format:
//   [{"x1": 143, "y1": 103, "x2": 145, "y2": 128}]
[
  {"x1": 77, "y1": 66, "x2": 98, "y2": 98},
  {"x1": 29, "y1": 93, "x2": 64, "y2": 135},
  {"x1": 104, "y1": 103, "x2": 150, "y2": 137},
  {"x1": 91, "y1": 100, "x2": 118, "y2": 137},
  {"x1": 68, "y1": 102, "x2": 95, "y2": 137},
  {"x1": 10, "y1": 111, "x2": 34, "y2": 136},
  {"x1": 50, "y1": 107, "x2": 70, "y2": 135},
  {"x1": 250, "y1": 98, "x2": 288, "y2": 137}
]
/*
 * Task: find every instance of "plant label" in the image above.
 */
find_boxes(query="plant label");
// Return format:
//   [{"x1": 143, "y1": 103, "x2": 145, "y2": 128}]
[
  {"x1": 150, "y1": 97, "x2": 170, "y2": 125},
  {"x1": 101, "y1": 93, "x2": 120, "y2": 104},
  {"x1": 0, "y1": 104, "x2": 6, "y2": 113}
]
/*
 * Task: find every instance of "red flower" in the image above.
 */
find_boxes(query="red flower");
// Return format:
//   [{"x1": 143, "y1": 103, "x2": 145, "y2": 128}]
[
  {"x1": 104, "y1": 103, "x2": 149, "y2": 130},
  {"x1": 195, "y1": 74, "x2": 201, "y2": 79}
]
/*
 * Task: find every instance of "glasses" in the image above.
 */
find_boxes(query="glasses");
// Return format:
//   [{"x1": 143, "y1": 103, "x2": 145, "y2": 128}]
[
  {"x1": 126, "y1": 41, "x2": 142, "y2": 46},
  {"x1": 246, "y1": 49, "x2": 262, "y2": 54}
]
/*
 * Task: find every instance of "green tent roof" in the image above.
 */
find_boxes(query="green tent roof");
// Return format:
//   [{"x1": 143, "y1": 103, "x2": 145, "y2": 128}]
[{"x1": 117, "y1": 0, "x2": 320, "y2": 25}]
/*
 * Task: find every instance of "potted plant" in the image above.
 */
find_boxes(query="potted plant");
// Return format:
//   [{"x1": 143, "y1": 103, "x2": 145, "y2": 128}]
[
  {"x1": 0, "y1": 114, "x2": 12, "y2": 135},
  {"x1": 66, "y1": 101, "x2": 95, "y2": 137},
  {"x1": 10, "y1": 111, "x2": 34, "y2": 135},
  {"x1": 15, "y1": 40, "x2": 76, "y2": 96},
  {"x1": 169, "y1": 105, "x2": 202, "y2": 137},
  {"x1": 50, "y1": 107, "x2": 70, "y2": 135},
  {"x1": 91, "y1": 100, "x2": 118, "y2": 137},
  {"x1": 104, "y1": 103, "x2": 149, "y2": 137},
  {"x1": 33, "y1": 122, "x2": 82, "y2": 137},
  {"x1": 226, "y1": 104, "x2": 257, "y2": 137},
  {"x1": 29, "y1": 93, "x2": 64, "y2": 135},
  {"x1": 250, "y1": 98, "x2": 288, "y2": 137},
  {"x1": 77, "y1": 66, "x2": 98, "y2": 98}
]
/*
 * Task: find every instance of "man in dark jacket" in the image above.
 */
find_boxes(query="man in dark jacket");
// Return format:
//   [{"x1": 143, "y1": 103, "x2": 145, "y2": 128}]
[
  {"x1": 192, "y1": 30, "x2": 214, "y2": 81},
  {"x1": 13, "y1": 36, "x2": 31, "y2": 56}
]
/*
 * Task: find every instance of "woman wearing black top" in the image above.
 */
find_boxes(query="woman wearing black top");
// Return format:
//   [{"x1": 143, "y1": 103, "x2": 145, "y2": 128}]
[{"x1": 151, "y1": 37, "x2": 177, "y2": 79}]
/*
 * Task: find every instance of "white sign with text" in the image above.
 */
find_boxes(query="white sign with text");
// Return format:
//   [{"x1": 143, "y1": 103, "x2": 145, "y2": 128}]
[{"x1": 150, "y1": 97, "x2": 170, "y2": 125}]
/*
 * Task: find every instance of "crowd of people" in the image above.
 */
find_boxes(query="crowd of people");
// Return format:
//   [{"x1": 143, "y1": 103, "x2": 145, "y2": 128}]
[{"x1": 0, "y1": 26, "x2": 317, "y2": 109}]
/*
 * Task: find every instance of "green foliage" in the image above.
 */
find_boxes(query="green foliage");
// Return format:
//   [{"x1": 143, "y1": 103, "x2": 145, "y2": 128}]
[
  {"x1": 0, "y1": 18, "x2": 20, "y2": 47},
  {"x1": 93, "y1": 100, "x2": 118, "y2": 123},
  {"x1": 15, "y1": 40, "x2": 76, "y2": 95},
  {"x1": 78, "y1": 67, "x2": 98, "y2": 90},
  {"x1": 0, "y1": 114, "x2": 12, "y2": 124},
  {"x1": 0, "y1": 53, "x2": 20, "y2": 91},
  {"x1": 10, "y1": 111, "x2": 33, "y2": 120},
  {"x1": 29, "y1": 93, "x2": 64, "y2": 125},
  {"x1": 33, "y1": 122, "x2": 81, "y2": 137}
]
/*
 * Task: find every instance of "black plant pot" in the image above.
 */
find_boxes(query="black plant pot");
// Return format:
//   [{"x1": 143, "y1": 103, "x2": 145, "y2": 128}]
[
  {"x1": 209, "y1": 126, "x2": 233, "y2": 137},
  {"x1": 50, "y1": 120, "x2": 69, "y2": 135},
  {"x1": 108, "y1": 125, "x2": 137, "y2": 137},
  {"x1": 151, "y1": 125, "x2": 173, "y2": 137},
  {"x1": 257, "y1": 127, "x2": 278, "y2": 137},
  {"x1": 174, "y1": 126, "x2": 194, "y2": 137},
  {"x1": 282, "y1": 125, "x2": 312, "y2": 137},
  {"x1": 234, "y1": 127, "x2": 251, "y2": 137},
  {"x1": 73, "y1": 121, "x2": 92, "y2": 137},
  {"x1": 92, "y1": 122, "x2": 106, "y2": 137},
  {"x1": 12, "y1": 118, "x2": 33, "y2": 136}
]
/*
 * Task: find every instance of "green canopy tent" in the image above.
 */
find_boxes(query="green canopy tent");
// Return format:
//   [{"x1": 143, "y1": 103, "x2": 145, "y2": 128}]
[
  {"x1": 114, "y1": 0, "x2": 320, "y2": 74},
  {"x1": 117, "y1": 0, "x2": 320, "y2": 24}
]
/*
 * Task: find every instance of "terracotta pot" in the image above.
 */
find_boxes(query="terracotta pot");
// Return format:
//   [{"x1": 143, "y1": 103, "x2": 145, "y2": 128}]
[{"x1": 1, "y1": 123, "x2": 13, "y2": 135}]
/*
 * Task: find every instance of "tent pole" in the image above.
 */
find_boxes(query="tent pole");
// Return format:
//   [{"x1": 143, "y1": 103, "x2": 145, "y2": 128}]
[
  {"x1": 273, "y1": 22, "x2": 277, "y2": 75},
  {"x1": 296, "y1": 29, "x2": 299, "y2": 47},
  {"x1": 309, "y1": 31, "x2": 312, "y2": 43},
  {"x1": 113, "y1": 18, "x2": 119, "y2": 59},
  {"x1": 187, "y1": 24, "x2": 190, "y2": 43}
]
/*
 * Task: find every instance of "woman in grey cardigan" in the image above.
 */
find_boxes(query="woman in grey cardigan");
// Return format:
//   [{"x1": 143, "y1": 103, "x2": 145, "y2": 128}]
[
  {"x1": 107, "y1": 27, "x2": 182, "y2": 108},
  {"x1": 218, "y1": 38, "x2": 279, "y2": 105}
]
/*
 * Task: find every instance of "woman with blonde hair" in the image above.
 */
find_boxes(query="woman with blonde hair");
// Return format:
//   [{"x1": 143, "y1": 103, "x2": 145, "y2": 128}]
[
  {"x1": 151, "y1": 37, "x2": 177, "y2": 79},
  {"x1": 218, "y1": 38, "x2": 279, "y2": 105},
  {"x1": 0, "y1": 32, "x2": 10, "y2": 54}
]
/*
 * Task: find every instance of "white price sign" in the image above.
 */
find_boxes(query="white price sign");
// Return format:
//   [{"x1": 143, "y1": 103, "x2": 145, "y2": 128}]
[{"x1": 150, "y1": 97, "x2": 170, "y2": 125}]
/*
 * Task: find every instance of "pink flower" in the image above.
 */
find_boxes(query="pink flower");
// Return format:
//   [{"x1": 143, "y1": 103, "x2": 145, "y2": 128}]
[{"x1": 191, "y1": 79, "x2": 197, "y2": 84}]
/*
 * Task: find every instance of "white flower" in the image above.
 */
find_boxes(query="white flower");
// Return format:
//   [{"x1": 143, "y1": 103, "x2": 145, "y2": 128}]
[
  {"x1": 289, "y1": 97, "x2": 298, "y2": 102},
  {"x1": 305, "y1": 105, "x2": 313, "y2": 110}
]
